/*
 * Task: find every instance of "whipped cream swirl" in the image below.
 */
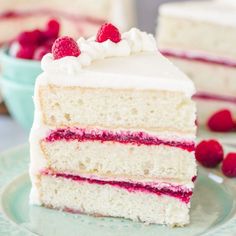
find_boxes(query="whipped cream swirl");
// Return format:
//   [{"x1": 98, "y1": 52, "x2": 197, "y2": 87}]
[{"x1": 41, "y1": 28, "x2": 157, "y2": 75}]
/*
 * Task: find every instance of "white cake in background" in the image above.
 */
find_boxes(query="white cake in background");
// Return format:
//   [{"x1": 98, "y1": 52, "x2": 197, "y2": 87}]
[
  {"x1": 29, "y1": 26, "x2": 197, "y2": 226},
  {"x1": 156, "y1": 0, "x2": 236, "y2": 127},
  {"x1": 0, "y1": 0, "x2": 136, "y2": 45}
]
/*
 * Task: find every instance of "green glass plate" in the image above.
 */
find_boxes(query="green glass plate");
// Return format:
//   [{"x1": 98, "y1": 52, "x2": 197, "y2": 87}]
[
  {"x1": 198, "y1": 127, "x2": 236, "y2": 146},
  {"x1": 0, "y1": 144, "x2": 236, "y2": 236}
]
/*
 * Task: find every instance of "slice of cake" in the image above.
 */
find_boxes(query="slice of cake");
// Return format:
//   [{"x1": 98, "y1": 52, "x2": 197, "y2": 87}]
[
  {"x1": 156, "y1": 0, "x2": 236, "y2": 131},
  {"x1": 0, "y1": 0, "x2": 135, "y2": 45},
  {"x1": 29, "y1": 23, "x2": 197, "y2": 226}
]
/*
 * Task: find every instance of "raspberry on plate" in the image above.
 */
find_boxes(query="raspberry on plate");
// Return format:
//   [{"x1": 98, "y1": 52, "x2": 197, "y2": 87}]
[
  {"x1": 195, "y1": 139, "x2": 224, "y2": 168},
  {"x1": 222, "y1": 153, "x2": 236, "y2": 177},
  {"x1": 96, "y1": 23, "x2": 121, "y2": 43},
  {"x1": 52, "y1": 36, "x2": 81, "y2": 60},
  {"x1": 207, "y1": 109, "x2": 234, "y2": 132}
]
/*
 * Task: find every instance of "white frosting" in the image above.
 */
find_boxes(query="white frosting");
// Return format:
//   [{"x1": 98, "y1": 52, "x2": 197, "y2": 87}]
[
  {"x1": 39, "y1": 28, "x2": 195, "y2": 97},
  {"x1": 41, "y1": 28, "x2": 156, "y2": 74},
  {"x1": 159, "y1": 0, "x2": 236, "y2": 27}
]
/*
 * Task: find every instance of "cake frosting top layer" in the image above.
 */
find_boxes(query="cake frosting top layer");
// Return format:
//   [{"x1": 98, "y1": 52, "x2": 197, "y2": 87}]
[
  {"x1": 159, "y1": 0, "x2": 236, "y2": 26},
  {"x1": 39, "y1": 28, "x2": 195, "y2": 97}
]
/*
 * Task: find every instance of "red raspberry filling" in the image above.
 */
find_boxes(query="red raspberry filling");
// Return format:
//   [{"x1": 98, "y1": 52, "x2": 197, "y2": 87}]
[
  {"x1": 195, "y1": 140, "x2": 224, "y2": 168},
  {"x1": 43, "y1": 170, "x2": 192, "y2": 203},
  {"x1": 96, "y1": 23, "x2": 121, "y2": 43},
  {"x1": 52, "y1": 36, "x2": 81, "y2": 59},
  {"x1": 207, "y1": 109, "x2": 234, "y2": 132},
  {"x1": 45, "y1": 128, "x2": 195, "y2": 152},
  {"x1": 222, "y1": 153, "x2": 236, "y2": 177}
]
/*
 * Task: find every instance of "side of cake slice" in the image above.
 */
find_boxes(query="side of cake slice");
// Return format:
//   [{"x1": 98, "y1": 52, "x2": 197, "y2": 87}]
[
  {"x1": 156, "y1": 0, "x2": 236, "y2": 129},
  {"x1": 29, "y1": 24, "x2": 197, "y2": 226}
]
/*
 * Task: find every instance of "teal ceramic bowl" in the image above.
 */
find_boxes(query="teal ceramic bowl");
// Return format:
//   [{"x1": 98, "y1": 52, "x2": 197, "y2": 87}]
[
  {"x1": 1, "y1": 77, "x2": 34, "y2": 131},
  {"x1": 0, "y1": 48, "x2": 41, "y2": 85},
  {"x1": 0, "y1": 48, "x2": 42, "y2": 130}
]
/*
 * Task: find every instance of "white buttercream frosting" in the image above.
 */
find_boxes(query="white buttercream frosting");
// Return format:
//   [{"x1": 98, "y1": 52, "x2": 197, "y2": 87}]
[
  {"x1": 41, "y1": 28, "x2": 156, "y2": 74},
  {"x1": 38, "y1": 28, "x2": 195, "y2": 97}
]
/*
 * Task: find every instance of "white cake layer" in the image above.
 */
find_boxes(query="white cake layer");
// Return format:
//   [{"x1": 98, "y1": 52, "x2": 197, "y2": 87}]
[
  {"x1": 157, "y1": 14, "x2": 236, "y2": 60},
  {"x1": 39, "y1": 140, "x2": 196, "y2": 183},
  {"x1": 36, "y1": 85, "x2": 196, "y2": 134},
  {"x1": 194, "y1": 98, "x2": 236, "y2": 125},
  {"x1": 167, "y1": 57, "x2": 236, "y2": 97},
  {"x1": 31, "y1": 175, "x2": 190, "y2": 226}
]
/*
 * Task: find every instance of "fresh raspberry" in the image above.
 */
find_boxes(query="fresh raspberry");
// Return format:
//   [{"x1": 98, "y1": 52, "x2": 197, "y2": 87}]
[
  {"x1": 195, "y1": 140, "x2": 224, "y2": 168},
  {"x1": 44, "y1": 19, "x2": 60, "y2": 39},
  {"x1": 17, "y1": 29, "x2": 42, "y2": 46},
  {"x1": 96, "y1": 23, "x2": 121, "y2": 43},
  {"x1": 207, "y1": 109, "x2": 234, "y2": 132},
  {"x1": 33, "y1": 46, "x2": 50, "y2": 60},
  {"x1": 15, "y1": 44, "x2": 35, "y2": 59},
  {"x1": 222, "y1": 153, "x2": 236, "y2": 177},
  {"x1": 52, "y1": 36, "x2": 81, "y2": 60}
]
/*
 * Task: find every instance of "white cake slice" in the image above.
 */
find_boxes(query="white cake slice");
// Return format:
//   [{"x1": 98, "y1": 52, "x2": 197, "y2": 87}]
[
  {"x1": 156, "y1": 0, "x2": 236, "y2": 128},
  {"x1": 30, "y1": 25, "x2": 197, "y2": 227}
]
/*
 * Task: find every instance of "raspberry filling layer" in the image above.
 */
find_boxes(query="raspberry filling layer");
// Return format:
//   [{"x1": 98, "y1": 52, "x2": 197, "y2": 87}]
[
  {"x1": 194, "y1": 92, "x2": 236, "y2": 104},
  {"x1": 43, "y1": 170, "x2": 192, "y2": 203},
  {"x1": 160, "y1": 49, "x2": 236, "y2": 68},
  {"x1": 45, "y1": 128, "x2": 195, "y2": 152}
]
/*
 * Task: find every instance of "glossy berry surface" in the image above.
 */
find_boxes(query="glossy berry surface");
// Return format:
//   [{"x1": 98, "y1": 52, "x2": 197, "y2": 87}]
[
  {"x1": 207, "y1": 109, "x2": 234, "y2": 132},
  {"x1": 195, "y1": 139, "x2": 224, "y2": 168},
  {"x1": 52, "y1": 36, "x2": 81, "y2": 60},
  {"x1": 96, "y1": 23, "x2": 121, "y2": 43},
  {"x1": 222, "y1": 153, "x2": 236, "y2": 177}
]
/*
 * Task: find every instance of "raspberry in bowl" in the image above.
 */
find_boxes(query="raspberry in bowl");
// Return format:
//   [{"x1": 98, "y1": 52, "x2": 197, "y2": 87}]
[{"x1": 0, "y1": 19, "x2": 60, "y2": 130}]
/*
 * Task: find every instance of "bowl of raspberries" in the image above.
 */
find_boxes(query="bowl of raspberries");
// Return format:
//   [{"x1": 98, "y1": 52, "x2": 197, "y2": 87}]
[{"x1": 0, "y1": 19, "x2": 60, "y2": 130}]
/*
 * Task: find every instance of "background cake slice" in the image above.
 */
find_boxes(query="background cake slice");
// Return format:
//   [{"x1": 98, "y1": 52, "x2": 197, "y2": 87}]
[
  {"x1": 30, "y1": 24, "x2": 197, "y2": 226},
  {"x1": 0, "y1": 0, "x2": 135, "y2": 45},
  {"x1": 156, "y1": 0, "x2": 236, "y2": 131}
]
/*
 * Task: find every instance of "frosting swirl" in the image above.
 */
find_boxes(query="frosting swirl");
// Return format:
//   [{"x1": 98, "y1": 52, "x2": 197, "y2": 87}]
[{"x1": 41, "y1": 28, "x2": 157, "y2": 75}]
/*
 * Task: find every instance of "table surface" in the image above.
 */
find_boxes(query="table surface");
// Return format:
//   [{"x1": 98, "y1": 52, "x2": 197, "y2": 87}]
[{"x1": 0, "y1": 115, "x2": 28, "y2": 152}]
